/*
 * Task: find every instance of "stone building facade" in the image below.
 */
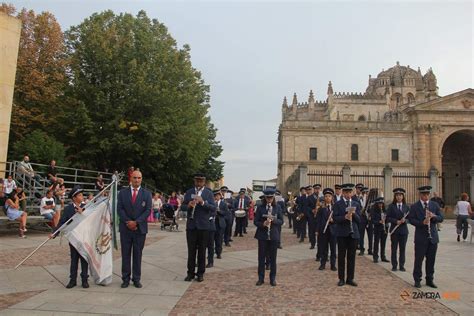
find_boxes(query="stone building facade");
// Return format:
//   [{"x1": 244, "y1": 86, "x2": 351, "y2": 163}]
[{"x1": 277, "y1": 63, "x2": 474, "y2": 204}]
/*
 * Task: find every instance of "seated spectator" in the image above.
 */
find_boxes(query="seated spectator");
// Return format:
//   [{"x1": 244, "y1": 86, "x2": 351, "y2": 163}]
[
  {"x1": 95, "y1": 174, "x2": 105, "y2": 192},
  {"x1": 5, "y1": 191, "x2": 28, "y2": 238},
  {"x1": 17, "y1": 155, "x2": 41, "y2": 182},
  {"x1": 47, "y1": 160, "x2": 64, "y2": 184},
  {"x1": 3, "y1": 174, "x2": 17, "y2": 195},
  {"x1": 40, "y1": 189, "x2": 60, "y2": 227},
  {"x1": 87, "y1": 192, "x2": 94, "y2": 203},
  {"x1": 111, "y1": 170, "x2": 119, "y2": 183},
  {"x1": 16, "y1": 187, "x2": 27, "y2": 212}
]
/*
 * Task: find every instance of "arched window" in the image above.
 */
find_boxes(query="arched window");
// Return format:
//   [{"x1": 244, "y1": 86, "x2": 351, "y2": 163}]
[
  {"x1": 358, "y1": 115, "x2": 366, "y2": 121},
  {"x1": 407, "y1": 93, "x2": 415, "y2": 104}
]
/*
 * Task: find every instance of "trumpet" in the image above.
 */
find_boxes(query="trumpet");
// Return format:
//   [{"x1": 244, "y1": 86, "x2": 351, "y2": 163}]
[
  {"x1": 424, "y1": 204, "x2": 432, "y2": 239},
  {"x1": 313, "y1": 197, "x2": 321, "y2": 218}
]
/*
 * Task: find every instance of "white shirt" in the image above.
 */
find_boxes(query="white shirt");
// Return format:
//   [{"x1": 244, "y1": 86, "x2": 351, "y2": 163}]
[
  {"x1": 456, "y1": 201, "x2": 470, "y2": 216},
  {"x1": 152, "y1": 198, "x2": 162, "y2": 210},
  {"x1": 40, "y1": 197, "x2": 55, "y2": 215},
  {"x1": 3, "y1": 179, "x2": 16, "y2": 194},
  {"x1": 131, "y1": 186, "x2": 141, "y2": 195},
  {"x1": 397, "y1": 203, "x2": 403, "y2": 211}
]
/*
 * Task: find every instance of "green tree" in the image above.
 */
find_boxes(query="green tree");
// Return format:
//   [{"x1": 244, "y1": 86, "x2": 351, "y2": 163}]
[
  {"x1": 1, "y1": 4, "x2": 68, "y2": 150},
  {"x1": 64, "y1": 10, "x2": 223, "y2": 191},
  {"x1": 11, "y1": 130, "x2": 66, "y2": 165}
]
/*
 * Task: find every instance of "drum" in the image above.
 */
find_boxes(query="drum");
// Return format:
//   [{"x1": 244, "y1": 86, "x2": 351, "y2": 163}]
[{"x1": 235, "y1": 210, "x2": 246, "y2": 218}]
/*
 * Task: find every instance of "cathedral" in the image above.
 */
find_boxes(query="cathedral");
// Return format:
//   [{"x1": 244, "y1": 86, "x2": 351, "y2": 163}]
[{"x1": 277, "y1": 62, "x2": 474, "y2": 204}]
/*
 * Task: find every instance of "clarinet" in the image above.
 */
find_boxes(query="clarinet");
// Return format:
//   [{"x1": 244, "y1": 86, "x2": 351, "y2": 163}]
[
  {"x1": 190, "y1": 188, "x2": 202, "y2": 220},
  {"x1": 389, "y1": 208, "x2": 409, "y2": 237},
  {"x1": 347, "y1": 200, "x2": 354, "y2": 234},
  {"x1": 323, "y1": 204, "x2": 333, "y2": 234},
  {"x1": 263, "y1": 205, "x2": 274, "y2": 240},
  {"x1": 424, "y1": 203, "x2": 432, "y2": 239},
  {"x1": 381, "y1": 211, "x2": 387, "y2": 235}
]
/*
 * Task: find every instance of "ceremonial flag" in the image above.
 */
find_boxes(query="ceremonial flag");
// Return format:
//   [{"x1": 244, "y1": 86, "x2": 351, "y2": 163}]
[{"x1": 63, "y1": 196, "x2": 113, "y2": 285}]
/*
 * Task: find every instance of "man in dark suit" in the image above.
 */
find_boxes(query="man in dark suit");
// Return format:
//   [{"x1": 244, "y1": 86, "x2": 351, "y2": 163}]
[
  {"x1": 408, "y1": 186, "x2": 443, "y2": 289},
  {"x1": 182, "y1": 173, "x2": 216, "y2": 282},
  {"x1": 221, "y1": 187, "x2": 234, "y2": 246},
  {"x1": 307, "y1": 184, "x2": 322, "y2": 250},
  {"x1": 333, "y1": 183, "x2": 361, "y2": 287},
  {"x1": 295, "y1": 186, "x2": 309, "y2": 242},
  {"x1": 117, "y1": 170, "x2": 152, "y2": 288}
]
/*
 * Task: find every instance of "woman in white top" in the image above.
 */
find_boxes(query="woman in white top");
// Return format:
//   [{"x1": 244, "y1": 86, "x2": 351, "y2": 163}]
[{"x1": 455, "y1": 193, "x2": 473, "y2": 242}]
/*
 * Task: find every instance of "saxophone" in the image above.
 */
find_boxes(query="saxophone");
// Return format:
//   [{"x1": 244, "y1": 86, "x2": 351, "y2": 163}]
[{"x1": 313, "y1": 196, "x2": 321, "y2": 218}]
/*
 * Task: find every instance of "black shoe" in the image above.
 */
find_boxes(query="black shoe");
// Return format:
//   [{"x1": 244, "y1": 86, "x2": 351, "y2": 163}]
[
  {"x1": 244, "y1": 231, "x2": 247, "y2": 234},
  {"x1": 133, "y1": 281, "x2": 143, "y2": 288},
  {"x1": 225, "y1": 243, "x2": 231, "y2": 247},
  {"x1": 382, "y1": 258, "x2": 390, "y2": 263},
  {"x1": 66, "y1": 280, "x2": 76, "y2": 289},
  {"x1": 184, "y1": 276, "x2": 194, "y2": 282},
  {"x1": 310, "y1": 245, "x2": 315, "y2": 249},
  {"x1": 414, "y1": 281, "x2": 421, "y2": 288},
  {"x1": 256, "y1": 280, "x2": 264, "y2": 286},
  {"x1": 373, "y1": 259, "x2": 378, "y2": 263},
  {"x1": 299, "y1": 239, "x2": 304, "y2": 243},
  {"x1": 426, "y1": 281, "x2": 437, "y2": 288},
  {"x1": 270, "y1": 280, "x2": 277, "y2": 286},
  {"x1": 337, "y1": 280, "x2": 345, "y2": 286},
  {"x1": 229, "y1": 239, "x2": 234, "y2": 242},
  {"x1": 318, "y1": 265, "x2": 325, "y2": 270},
  {"x1": 457, "y1": 235, "x2": 460, "y2": 242},
  {"x1": 278, "y1": 246, "x2": 282, "y2": 249},
  {"x1": 331, "y1": 266, "x2": 337, "y2": 271},
  {"x1": 81, "y1": 280, "x2": 89, "y2": 288},
  {"x1": 196, "y1": 276, "x2": 204, "y2": 282},
  {"x1": 392, "y1": 267, "x2": 397, "y2": 271},
  {"x1": 358, "y1": 251, "x2": 364, "y2": 256},
  {"x1": 400, "y1": 267, "x2": 406, "y2": 272},
  {"x1": 239, "y1": 234, "x2": 243, "y2": 237},
  {"x1": 121, "y1": 281, "x2": 129, "y2": 288},
  {"x1": 368, "y1": 251, "x2": 373, "y2": 255},
  {"x1": 217, "y1": 254, "x2": 222, "y2": 259},
  {"x1": 233, "y1": 234, "x2": 237, "y2": 237},
  {"x1": 346, "y1": 280, "x2": 358, "y2": 287},
  {"x1": 206, "y1": 263, "x2": 213, "y2": 268}
]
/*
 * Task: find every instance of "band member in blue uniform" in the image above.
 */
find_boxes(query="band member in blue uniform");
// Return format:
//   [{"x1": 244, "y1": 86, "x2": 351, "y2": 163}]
[
  {"x1": 182, "y1": 173, "x2": 216, "y2": 282},
  {"x1": 221, "y1": 186, "x2": 234, "y2": 246},
  {"x1": 255, "y1": 189, "x2": 284, "y2": 286},
  {"x1": 386, "y1": 188, "x2": 409, "y2": 271},
  {"x1": 371, "y1": 197, "x2": 389, "y2": 263},
  {"x1": 316, "y1": 188, "x2": 337, "y2": 271},
  {"x1": 333, "y1": 183, "x2": 361, "y2": 286},
  {"x1": 295, "y1": 186, "x2": 309, "y2": 242},
  {"x1": 234, "y1": 189, "x2": 249, "y2": 237},
  {"x1": 275, "y1": 190, "x2": 286, "y2": 249},
  {"x1": 408, "y1": 186, "x2": 443, "y2": 288},
  {"x1": 307, "y1": 184, "x2": 322, "y2": 249},
  {"x1": 55, "y1": 186, "x2": 88, "y2": 289},
  {"x1": 213, "y1": 190, "x2": 228, "y2": 260},
  {"x1": 117, "y1": 170, "x2": 153, "y2": 288}
]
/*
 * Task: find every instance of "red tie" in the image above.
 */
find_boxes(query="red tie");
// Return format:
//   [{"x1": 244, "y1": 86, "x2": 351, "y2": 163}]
[{"x1": 132, "y1": 189, "x2": 138, "y2": 204}]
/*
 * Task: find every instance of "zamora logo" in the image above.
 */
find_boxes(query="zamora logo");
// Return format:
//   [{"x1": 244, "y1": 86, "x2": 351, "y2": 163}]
[{"x1": 400, "y1": 290, "x2": 460, "y2": 301}]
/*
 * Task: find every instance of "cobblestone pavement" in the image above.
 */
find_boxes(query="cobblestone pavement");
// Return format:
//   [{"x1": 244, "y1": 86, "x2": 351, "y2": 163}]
[
  {"x1": 0, "y1": 234, "x2": 164, "y2": 269},
  {"x1": 0, "y1": 291, "x2": 44, "y2": 310},
  {"x1": 170, "y1": 256, "x2": 456, "y2": 315}
]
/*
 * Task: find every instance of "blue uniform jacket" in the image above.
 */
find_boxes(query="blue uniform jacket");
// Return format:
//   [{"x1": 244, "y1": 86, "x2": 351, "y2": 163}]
[
  {"x1": 333, "y1": 198, "x2": 361, "y2": 239},
  {"x1": 117, "y1": 187, "x2": 152, "y2": 234},
  {"x1": 182, "y1": 187, "x2": 216, "y2": 231},
  {"x1": 306, "y1": 194, "x2": 323, "y2": 220},
  {"x1": 408, "y1": 200, "x2": 443, "y2": 244},
  {"x1": 215, "y1": 199, "x2": 228, "y2": 230},
  {"x1": 295, "y1": 195, "x2": 307, "y2": 217},
  {"x1": 233, "y1": 196, "x2": 250, "y2": 211},
  {"x1": 254, "y1": 204, "x2": 284, "y2": 241},
  {"x1": 386, "y1": 203, "x2": 409, "y2": 235},
  {"x1": 315, "y1": 204, "x2": 336, "y2": 235},
  {"x1": 224, "y1": 198, "x2": 234, "y2": 220},
  {"x1": 57, "y1": 202, "x2": 85, "y2": 229},
  {"x1": 370, "y1": 206, "x2": 388, "y2": 233}
]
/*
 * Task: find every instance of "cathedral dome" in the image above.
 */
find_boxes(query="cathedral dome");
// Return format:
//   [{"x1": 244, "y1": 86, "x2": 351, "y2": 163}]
[{"x1": 375, "y1": 62, "x2": 422, "y2": 88}]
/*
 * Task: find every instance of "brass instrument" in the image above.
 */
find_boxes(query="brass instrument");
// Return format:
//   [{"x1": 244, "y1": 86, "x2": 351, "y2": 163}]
[
  {"x1": 381, "y1": 211, "x2": 388, "y2": 235},
  {"x1": 296, "y1": 212, "x2": 305, "y2": 221},
  {"x1": 263, "y1": 205, "x2": 275, "y2": 240},
  {"x1": 424, "y1": 203, "x2": 432, "y2": 239},
  {"x1": 313, "y1": 196, "x2": 321, "y2": 218}
]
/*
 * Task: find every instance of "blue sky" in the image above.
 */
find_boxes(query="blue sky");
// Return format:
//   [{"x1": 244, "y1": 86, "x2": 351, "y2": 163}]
[{"x1": 10, "y1": 0, "x2": 473, "y2": 190}]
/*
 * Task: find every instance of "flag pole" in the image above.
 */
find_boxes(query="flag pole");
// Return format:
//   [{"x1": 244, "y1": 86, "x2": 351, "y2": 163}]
[{"x1": 14, "y1": 179, "x2": 119, "y2": 270}]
